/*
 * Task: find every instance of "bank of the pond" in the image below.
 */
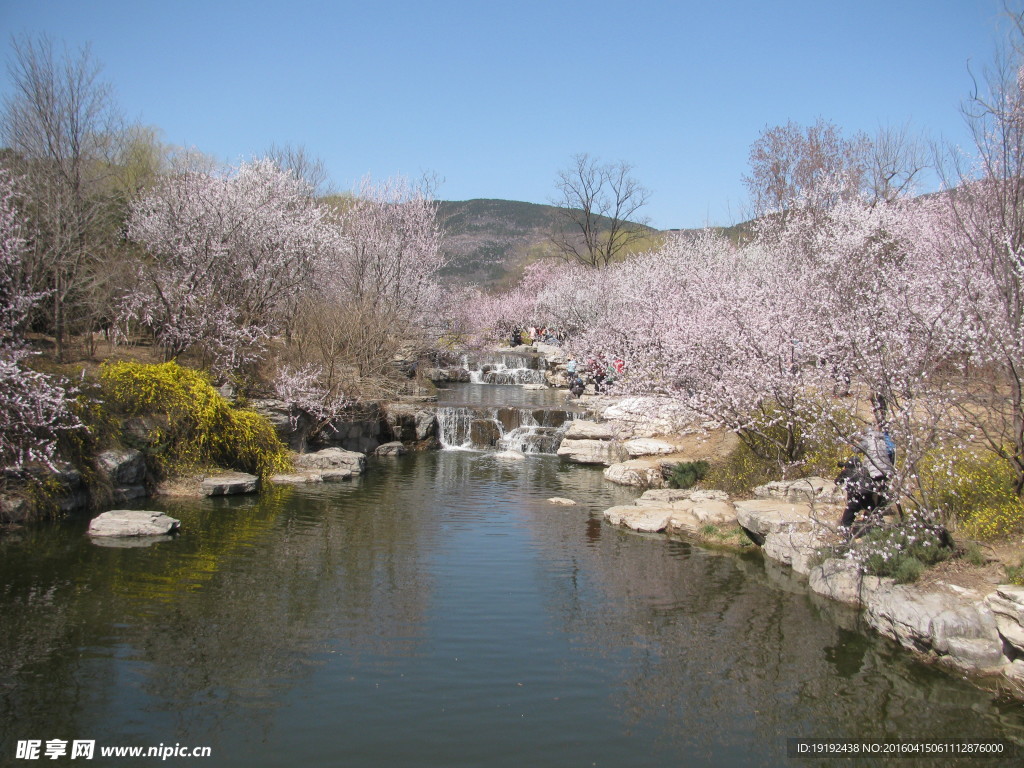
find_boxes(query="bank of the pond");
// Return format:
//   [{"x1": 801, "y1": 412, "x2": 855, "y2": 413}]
[{"x1": 600, "y1": 480, "x2": 1024, "y2": 701}]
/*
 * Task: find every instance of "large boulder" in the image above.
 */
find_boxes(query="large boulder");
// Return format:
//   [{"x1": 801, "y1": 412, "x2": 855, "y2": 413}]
[
  {"x1": 556, "y1": 439, "x2": 626, "y2": 466},
  {"x1": 563, "y1": 420, "x2": 616, "y2": 440},
  {"x1": 754, "y1": 476, "x2": 844, "y2": 505},
  {"x1": 623, "y1": 438, "x2": 677, "y2": 458},
  {"x1": 808, "y1": 557, "x2": 876, "y2": 605},
  {"x1": 734, "y1": 499, "x2": 832, "y2": 575},
  {"x1": 603, "y1": 504, "x2": 674, "y2": 533},
  {"x1": 201, "y1": 472, "x2": 260, "y2": 496},
  {"x1": 667, "y1": 499, "x2": 737, "y2": 535},
  {"x1": 293, "y1": 447, "x2": 366, "y2": 476},
  {"x1": 88, "y1": 510, "x2": 180, "y2": 537},
  {"x1": 986, "y1": 585, "x2": 1024, "y2": 656},
  {"x1": 603, "y1": 459, "x2": 667, "y2": 488},
  {"x1": 97, "y1": 449, "x2": 146, "y2": 486},
  {"x1": 865, "y1": 582, "x2": 1004, "y2": 672}
]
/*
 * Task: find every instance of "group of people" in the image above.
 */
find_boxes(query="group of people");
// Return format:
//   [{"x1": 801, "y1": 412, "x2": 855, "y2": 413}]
[
  {"x1": 565, "y1": 354, "x2": 625, "y2": 398},
  {"x1": 507, "y1": 326, "x2": 565, "y2": 348}
]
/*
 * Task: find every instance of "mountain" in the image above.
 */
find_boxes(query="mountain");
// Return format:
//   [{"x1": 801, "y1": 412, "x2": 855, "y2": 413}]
[
  {"x1": 434, "y1": 199, "x2": 565, "y2": 288},
  {"x1": 434, "y1": 198, "x2": 746, "y2": 290}
]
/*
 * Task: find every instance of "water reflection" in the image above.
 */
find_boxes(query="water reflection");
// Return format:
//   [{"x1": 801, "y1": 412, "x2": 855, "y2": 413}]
[{"x1": 1, "y1": 452, "x2": 1022, "y2": 767}]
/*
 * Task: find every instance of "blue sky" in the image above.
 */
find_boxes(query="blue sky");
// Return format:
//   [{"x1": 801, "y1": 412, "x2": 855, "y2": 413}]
[{"x1": 0, "y1": 0, "x2": 1011, "y2": 229}]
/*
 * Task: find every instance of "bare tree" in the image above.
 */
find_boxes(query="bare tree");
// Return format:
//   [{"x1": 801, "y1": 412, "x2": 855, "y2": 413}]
[
  {"x1": 264, "y1": 142, "x2": 333, "y2": 197},
  {"x1": 744, "y1": 119, "x2": 928, "y2": 220},
  {"x1": 0, "y1": 34, "x2": 124, "y2": 361},
  {"x1": 549, "y1": 153, "x2": 652, "y2": 268}
]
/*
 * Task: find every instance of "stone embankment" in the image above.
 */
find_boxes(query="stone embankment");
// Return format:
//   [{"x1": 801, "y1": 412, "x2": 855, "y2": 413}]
[{"x1": 601, "y1": 475, "x2": 1024, "y2": 693}]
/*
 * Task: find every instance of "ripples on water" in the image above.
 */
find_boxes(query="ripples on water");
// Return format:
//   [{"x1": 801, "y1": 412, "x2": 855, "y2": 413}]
[{"x1": 1, "y1": 451, "x2": 1023, "y2": 767}]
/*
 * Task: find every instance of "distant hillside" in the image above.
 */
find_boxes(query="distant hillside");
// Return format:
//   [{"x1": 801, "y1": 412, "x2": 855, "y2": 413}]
[
  {"x1": 435, "y1": 198, "x2": 744, "y2": 290},
  {"x1": 434, "y1": 199, "x2": 565, "y2": 288}
]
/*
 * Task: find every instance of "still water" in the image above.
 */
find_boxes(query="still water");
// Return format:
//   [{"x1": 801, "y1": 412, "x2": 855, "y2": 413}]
[{"x1": 3, "y1": 450, "x2": 1024, "y2": 766}]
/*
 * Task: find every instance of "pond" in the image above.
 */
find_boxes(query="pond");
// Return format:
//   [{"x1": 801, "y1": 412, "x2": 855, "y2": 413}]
[{"x1": 2, "y1": 449, "x2": 1024, "y2": 766}]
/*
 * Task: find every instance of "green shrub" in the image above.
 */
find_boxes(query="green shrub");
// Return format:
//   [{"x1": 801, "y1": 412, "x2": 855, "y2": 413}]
[
  {"x1": 100, "y1": 361, "x2": 290, "y2": 479},
  {"x1": 892, "y1": 556, "x2": 925, "y2": 584},
  {"x1": 667, "y1": 460, "x2": 710, "y2": 489},
  {"x1": 842, "y1": 514, "x2": 953, "y2": 581}
]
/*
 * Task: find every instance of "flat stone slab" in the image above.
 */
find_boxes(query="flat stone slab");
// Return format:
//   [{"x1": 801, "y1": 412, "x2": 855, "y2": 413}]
[
  {"x1": 734, "y1": 499, "x2": 817, "y2": 539},
  {"x1": 271, "y1": 471, "x2": 325, "y2": 485},
  {"x1": 201, "y1": 472, "x2": 260, "y2": 496},
  {"x1": 623, "y1": 438, "x2": 677, "y2": 457},
  {"x1": 603, "y1": 504, "x2": 673, "y2": 533},
  {"x1": 754, "y1": 476, "x2": 844, "y2": 505},
  {"x1": 494, "y1": 450, "x2": 527, "y2": 461},
  {"x1": 562, "y1": 420, "x2": 615, "y2": 440},
  {"x1": 547, "y1": 497, "x2": 577, "y2": 506},
  {"x1": 557, "y1": 438, "x2": 625, "y2": 466},
  {"x1": 88, "y1": 510, "x2": 180, "y2": 537}
]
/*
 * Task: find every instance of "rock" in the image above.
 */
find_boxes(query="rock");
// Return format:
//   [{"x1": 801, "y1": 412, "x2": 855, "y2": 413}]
[
  {"x1": 734, "y1": 499, "x2": 832, "y2": 574},
  {"x1": 522, "y1": 383, "x2": 547, "y2": 391},
  {"x1": 733, "y1": 499, "x2": 818, "y2": 545},
  {"x1": 623, "y1": 438, "x2": 677, "y2": 458},
  {"x1": 293, "y1": 447, "x2": 366, "y2": 475},
  {"x1": 808, "y1": 557, "x2": 874, "y2": 605},
  {"x1": 112, "y1": 485, "x2": 148, "y2": 502},
  {"x1": 636, "y1": 488, "x2": 729, "y2": 506},
  {"x1": 547, "y1": 497, "x2": 577, "y2": 506},
  {"x1": 599, "y1": 397, "x2": 696, "y2": 438},
  {"x1": 97, "y1": 449, "x2": 146, "y2": 486},
  {"x1": 563, "y1": 420, "x2": 616, "y2": 440},
  {"x1": 88, "y1": 510, "x2": 180, "y2": 537},
  {"x1": 603, "y1": 459, "x2": 666, "y2": 488},
  {"x1": 556, "y1": 438, "x2": 626, "y2": 466},
  {"x1": 321, "y1": 470, "x2": 357, "y2": 482},
  {"x1": 680, "y1": 499, "x2": 736, "y2": 526},
  {"x1": 414, "y1": 410, "x2": 438, "y2": 441},
  {"x1": 986, "y1": 586, "x2": 1024, "y2": 655},
  {"x1": 754, "y1": 476, "x2": 844, "y2": 505},
  {"x1": 201, "y1": 472, "x2": 260, "y2": 496},
  {"x1": 944, "y1": 636, "x2": 1008, "y2": 671},
  {"x1": 271, "y1": 471, "x2": 325, "y2": 484},
  {"x1": 0, "y1": 494, "x2": 31, "y2": 523},
  {"x1": 603, "y1": 504, "x2": 673, "y2": 533},
  {"x1": 249, "y1": 398, "x2": 311, "y2": 450},
  {"x1": 865, "y1": 582, "x2": 1002, "y2": 666},
  {"x1": 375, "y1": 441, "x2": 408, "y2": 457},
  {"x1": 533, "y1": 342, "x2": 568, "y2": 365}
]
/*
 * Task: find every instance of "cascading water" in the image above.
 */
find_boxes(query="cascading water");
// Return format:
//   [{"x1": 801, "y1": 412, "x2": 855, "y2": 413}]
[
  {"x1": 435, "y1": 403, "x2": 579, "y2": 454},
  {"x1": 460, "y1": 352, "x2": 548, "y2": 386},
  {"x1": 433, "y1": 350, "x2": 578, "y2": 454}
]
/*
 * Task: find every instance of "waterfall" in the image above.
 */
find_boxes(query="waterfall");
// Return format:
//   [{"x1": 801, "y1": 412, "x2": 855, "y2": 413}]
[
  {"x1": 434, "y1": 404, "x2": 578, "y2": 454},
  {"x1": 459, "y1": 352, "x2": 548, "y2": 386}
]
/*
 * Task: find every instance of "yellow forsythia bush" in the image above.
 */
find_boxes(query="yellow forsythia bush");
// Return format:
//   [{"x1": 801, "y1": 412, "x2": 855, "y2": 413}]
[
  {"x1": 918, "y1": 448, "x2": 1024, "y2": 540},
  {"x1": 100, "y1": 361, "x2": 290, "y2": 479}
]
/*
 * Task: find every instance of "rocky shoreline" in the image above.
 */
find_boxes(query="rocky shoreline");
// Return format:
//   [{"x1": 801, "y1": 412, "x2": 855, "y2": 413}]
[{"x1": 600, "y1": 477, "x2": 1024, "y2": 697}]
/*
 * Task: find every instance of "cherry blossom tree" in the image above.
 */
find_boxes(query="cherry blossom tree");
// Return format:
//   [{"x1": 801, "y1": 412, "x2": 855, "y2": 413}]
[
  {"x1": 284, "y1": 175, "x2": 446, "y2": 402},
  {"x1": 122, "y1": 159, "x2": 334, "y2": 378},
  {"x1": 0, "y1": 169, "x2": 80, "y2": 471}
]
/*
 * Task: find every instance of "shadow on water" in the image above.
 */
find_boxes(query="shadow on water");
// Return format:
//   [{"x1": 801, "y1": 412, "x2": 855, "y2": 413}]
[{"x1": 1, "y1": 450, "x2": 1023, "y2": 766}]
